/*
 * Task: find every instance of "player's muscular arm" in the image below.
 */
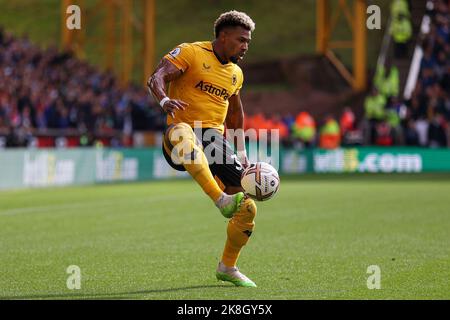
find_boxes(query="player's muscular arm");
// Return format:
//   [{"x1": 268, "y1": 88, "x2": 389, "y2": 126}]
[
  {"x1": 147, "y1": 58, "x2": 188, "y2": 118},
  {"x1": 226, "y1": 94, "x2": 244, "y2": 130},
  {"x1": 227, "y1": 93, "x2": 248, "y2": 167}
]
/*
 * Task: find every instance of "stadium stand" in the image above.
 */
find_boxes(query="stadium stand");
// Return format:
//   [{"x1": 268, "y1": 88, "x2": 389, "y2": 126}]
[
  {"x1": 363, "y1": 0, "x2": 449, "y2": 148},
  {"x1": 0, "y1": 0, "x2": 448, "y2": 149},
  {"x1": 0, "y1": 27, "x2": 165, "y2": 148}
]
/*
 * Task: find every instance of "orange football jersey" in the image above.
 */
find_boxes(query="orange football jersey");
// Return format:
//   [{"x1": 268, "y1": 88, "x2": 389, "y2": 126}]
[{"x1": 164, "y1": 41, "x2": 244, "y2": 132}]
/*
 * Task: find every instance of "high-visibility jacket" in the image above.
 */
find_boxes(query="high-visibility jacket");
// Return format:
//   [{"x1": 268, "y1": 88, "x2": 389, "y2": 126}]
[
  {"x1": 374, "y1": 64, "x2": 399, "y2": 98},
  {"x1": 292, "y1": 112, "x2": 316, "y2": 142},
  {"x1": 390, "y1": 17, "x2": 412, "y2": 44},
  {"x1": 391, "y1": 0, "x2": 410, "y2": 18},
  {"x1": 386, "y1": 109, "x2": 400, "y2": 128},
  {"x1": 365, "y1": 94, "x2": 386, "y2": 120},
  {"x1": 319, "y1": 119, "x2": 341, "y2": 149}
]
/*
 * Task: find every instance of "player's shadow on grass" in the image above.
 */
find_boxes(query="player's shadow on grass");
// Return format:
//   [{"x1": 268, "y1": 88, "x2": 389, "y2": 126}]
[{"x1": 0, "y1": 284, "x2": 233, "y2": 300}]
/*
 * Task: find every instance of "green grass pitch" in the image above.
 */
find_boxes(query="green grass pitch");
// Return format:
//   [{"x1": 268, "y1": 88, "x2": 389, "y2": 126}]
[{"x1": 1, "y1": 175, "x2": 449, "y2": 300}]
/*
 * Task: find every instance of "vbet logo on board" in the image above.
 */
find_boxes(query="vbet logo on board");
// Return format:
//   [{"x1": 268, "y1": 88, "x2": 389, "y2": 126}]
[{"x1": 314, "y1": 149, "x2": 423, "y2": 173}]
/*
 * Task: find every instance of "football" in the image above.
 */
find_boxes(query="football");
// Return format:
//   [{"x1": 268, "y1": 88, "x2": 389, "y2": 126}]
[{"x1": 241, "y1": 162, "x2": 280, "y2": 201}]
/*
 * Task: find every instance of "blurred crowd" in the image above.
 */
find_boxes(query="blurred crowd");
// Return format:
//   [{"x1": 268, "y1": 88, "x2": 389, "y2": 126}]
[
  {"x1": 0, "y1": 27, "x2": 165, "y2": 147},
  {"x1": 364, "y1": 0, "x2": 450, "y2": 148},
  {"x1": 0, "y1": 0, "x2": 449, "y2": 150},
  {"x1": 0, "y1": 25, "x2": 351, "y2": 150},
  {"x1": 244, "y1": 1, "x2": 450, "y2": 150},
  {"x1": 244, "y1": 108, "x2": 358, "y2": 149}
]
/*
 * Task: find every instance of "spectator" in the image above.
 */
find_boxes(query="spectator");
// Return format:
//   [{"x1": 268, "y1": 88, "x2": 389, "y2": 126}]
[
  {"x1": 340, "y1": 107, "x2": 355, "y2": 136},
  {"x1": 404, "y1": 119, "x2": 420, "y2": 146},
  {"x1": 375, "y1": 121, "x2": 394, "y2": 146},
  {"x1": 391, "y1": 0, "x2": 411, "y2": 19},
  {"x1": 292, "y1": 111, "x2": 316, "y2": 148},
  {"x1": 428, "y1": 112, "x2": 448, "y2": 147},
  {"x1": 5, "y1": 125, "x2": 27, "y2": 147},
  {"x1": 385, "y1": 99, "x2": 403, "y2": 144},
  {"x1": 406, "y1": 84, "x2": 428, "y2": 120},
  {"x1": 416, "y1": 116, "x2": 430, "y2": 147},
  {"x1": 390, "y1": 13, "x2": 413, "y2": 59},
  {"x1": 319, "y1": 115, "x2": 341, "y2": 149},
  {"x1": 365, "y1": 88, "x2": 387, "y2": 121},
  {"x1": 364, "y1": 87, "x2": 386, "y2": 144},
  {"x1": 374, "y1": 61, "x2": 400, "y2": 99}
]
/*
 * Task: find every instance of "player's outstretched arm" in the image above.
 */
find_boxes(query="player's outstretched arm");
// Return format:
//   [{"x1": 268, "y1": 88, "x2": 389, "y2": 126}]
[{"x1": 147, "y1": 59, "x2": 188, "y2": 118}]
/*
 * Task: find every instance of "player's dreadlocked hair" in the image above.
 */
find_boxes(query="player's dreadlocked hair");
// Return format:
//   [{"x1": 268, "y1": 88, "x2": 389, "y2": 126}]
[{"x1": 214, "y1": 10, "x2": 255, "y2": 38}]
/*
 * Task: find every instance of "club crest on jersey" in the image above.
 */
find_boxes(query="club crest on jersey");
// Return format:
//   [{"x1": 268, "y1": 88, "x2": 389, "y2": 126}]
[
  {"x1": 169, "y1": 47, "x2": 181, "y2": 58},
  {"x1": 232, "y1": 74, "x2": 237, "y2": 86}
]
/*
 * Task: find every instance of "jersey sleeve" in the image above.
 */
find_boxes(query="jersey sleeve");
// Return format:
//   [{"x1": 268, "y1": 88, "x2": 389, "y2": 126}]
[
  {"x1": 164, "y1": 43, "x2": 196, "y2": 73},
  {"x1": 233, "y1": 68, "x2": 244, "y2": 96}
]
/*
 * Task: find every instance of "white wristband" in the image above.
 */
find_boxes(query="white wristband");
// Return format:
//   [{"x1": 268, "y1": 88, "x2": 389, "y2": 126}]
[{"x1": 159, "y1": 97, "x2": 170, "y2": 108}]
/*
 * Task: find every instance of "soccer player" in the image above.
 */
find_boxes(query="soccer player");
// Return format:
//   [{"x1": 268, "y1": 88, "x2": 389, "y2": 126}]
[{"x1": 147, "y1": 11, "x2": 258, "y2": 287}]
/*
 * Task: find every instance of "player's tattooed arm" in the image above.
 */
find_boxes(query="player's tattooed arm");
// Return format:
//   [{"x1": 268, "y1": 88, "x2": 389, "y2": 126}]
[
  {"x1": 227, "y1": 93, "x2": 248, "y2": 167},
  {"x1": 147, "y1": 59, "x2": 188, "y2": 118}
]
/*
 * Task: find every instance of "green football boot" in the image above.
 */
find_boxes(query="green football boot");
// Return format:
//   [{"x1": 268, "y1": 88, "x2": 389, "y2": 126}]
[
  {"x1": 217, "y1": 192, "x2": 245, "y2": 219},
  {"x1": 216, "y1": 262, "x2": 257, "y2": 287}
]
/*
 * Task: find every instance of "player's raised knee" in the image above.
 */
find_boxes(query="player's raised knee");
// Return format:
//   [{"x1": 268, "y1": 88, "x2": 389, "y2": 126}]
[
  {"x1": 166, "y1": 122, "x2": 195, "y2": 145},
  {"x1": 165, "y1": 123, "x2": 203, "y2": 165}
]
